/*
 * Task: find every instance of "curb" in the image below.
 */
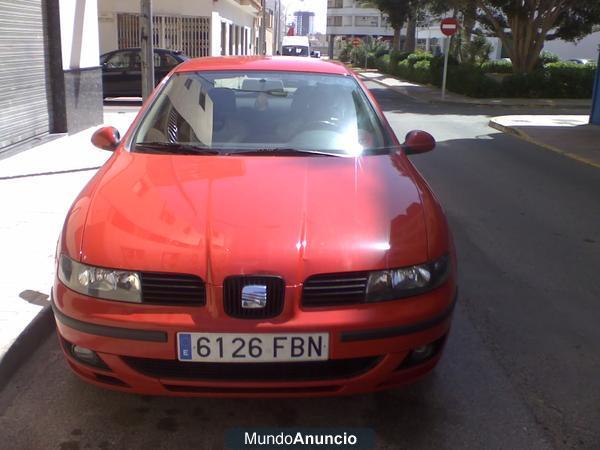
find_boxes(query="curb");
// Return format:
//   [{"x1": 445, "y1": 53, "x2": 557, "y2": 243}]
[
  {"x1": 488, "y1": 120, "x2": 600, "y2": 169},
  {"x1": 0, "y1": 305, "x2": 55, "y2": 391}
]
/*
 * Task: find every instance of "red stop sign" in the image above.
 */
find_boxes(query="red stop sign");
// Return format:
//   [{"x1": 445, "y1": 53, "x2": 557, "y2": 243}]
[{"x1": 440, "y1": 18, "x2": 459, "y2": 37}]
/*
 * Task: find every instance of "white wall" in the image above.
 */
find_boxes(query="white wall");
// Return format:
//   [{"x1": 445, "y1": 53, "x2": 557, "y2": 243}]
[
  {"x1": 60, "y1": 0, "x2": 101, "y2": 69},
  {"x1": 97, "y1": 0, "x2": 258, "y2": 55},
  {"x1": 543, "y1": 32, "x2": 600, "y2": 61}
]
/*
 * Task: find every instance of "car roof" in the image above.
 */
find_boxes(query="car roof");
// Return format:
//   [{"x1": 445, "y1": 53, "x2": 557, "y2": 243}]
[{"x1": 174, "y1": 56, "x2": 351, "y2": 75}]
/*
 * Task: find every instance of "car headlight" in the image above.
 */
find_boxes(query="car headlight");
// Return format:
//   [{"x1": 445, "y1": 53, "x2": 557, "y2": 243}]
[
  {"x1": 366, "y1": 254, "x2": 450, "y2": 302},
  {"x1": 58, "y1": 254, "x2": 141, "y2": 303}
]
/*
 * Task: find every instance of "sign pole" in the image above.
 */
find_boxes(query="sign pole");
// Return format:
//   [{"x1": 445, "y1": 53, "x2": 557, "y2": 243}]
[
  {"x1": 442, "y1": 36, "x2": 450, "y2": 100},
  {"x1": 439, "y1": 17, "x2": 459, "y2": 101}
]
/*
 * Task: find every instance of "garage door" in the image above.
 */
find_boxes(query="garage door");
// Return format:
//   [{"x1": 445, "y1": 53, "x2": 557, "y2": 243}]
[{"x1": 0, "y1": 0, "x2": 51, "y2": 151}]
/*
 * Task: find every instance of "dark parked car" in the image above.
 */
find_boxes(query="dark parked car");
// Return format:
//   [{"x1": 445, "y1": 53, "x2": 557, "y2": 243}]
[{"x1": 100, "y1": 48, "x2": 188, "y2": 98}]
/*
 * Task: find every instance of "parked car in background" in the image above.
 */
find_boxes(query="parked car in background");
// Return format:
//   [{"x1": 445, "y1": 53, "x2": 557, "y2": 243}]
[
  {"x1": 567, "y1": 58, "x2": 592, "y2": 65},
  {"x1": 100, "y1": 48, "x2": 188, "y2": 98},
  {"x1": 53, "y1": 56, "x2": 457, "y2": 397}
]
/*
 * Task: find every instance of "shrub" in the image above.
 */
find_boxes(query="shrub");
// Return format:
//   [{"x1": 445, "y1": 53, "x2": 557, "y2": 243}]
[
  {"x1": 446, "y1": 64, "x2": 501, "y2": 97},
  {"x1": 396, "y1": 59, "x2": 411, "y2": 79},
  {"x1": 430, "y1": 54, "x2": 459, "y2": 86},
  {"x1": 370, "y1": 48, "x2": 596, "y2": 98},
  {"x1": 539, "y1": 51, "x2": 560, "y2": 64},
  {"x1": 388, "y1": 50, "x2": 411, "y2": 75},
  {"x1": 338, "y1": 42, "x2": 353, "y2": 63},
  {"x1": 500, "y1": 63, "x2": 596, "y2": 98},
  {"x1": 407, "y1": 51, "x2": 433, "y2": 65},
  {"x1": 462, "y1": 35, "x2": 493, "y2": 64},
  {"x1": 543, "y1": 62, "x2": 597, "y2": 97},
  {"x1": 412, "y1": 60, "x2": 432, "y2": 84},
  {"x1": 481, "y1": 60, "x2": 513, "y2": 74},
  {"x1": 350, "y1": 46, "x2": 367, "y2": 67},
  {"x1": 376, "y1": 54, "x2": 390, "y2": 72},
  {"x1": 366, "y1": 52, "x2": 378, "y2": 68},
  {"x1": 500, "y1": 72, "x2": 547, "y2": 97}
]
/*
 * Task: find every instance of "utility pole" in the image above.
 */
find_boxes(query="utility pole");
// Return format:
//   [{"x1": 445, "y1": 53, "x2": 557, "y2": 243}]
[
  {"x1": 140, "y1": 0, "x2": 154, "y2": 101},
  {"x1": 260, "y1": 0, "x2": 266, "y2": 55},
  {"x1": 274, "y1": 0, "x2": 280, "y2": 54}
]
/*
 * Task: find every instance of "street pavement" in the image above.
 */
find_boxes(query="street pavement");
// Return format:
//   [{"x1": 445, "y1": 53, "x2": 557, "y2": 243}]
[
  {"x1": 0, "y1": 85, "x2": 599, "y2": 449},
  {"x1": 0, "y1": 105, "x2": 138, "y2": 368},
  {"x1": 489, "y1": 115, "x2": 600, "y2": 168}
]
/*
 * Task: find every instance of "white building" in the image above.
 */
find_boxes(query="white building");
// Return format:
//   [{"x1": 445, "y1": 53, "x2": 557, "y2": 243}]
[
  {"x1": 542, "y1": 31, "x2": 600, "y2": 61},
  {"x1": 326, "y1": 0, "x2": 392, "y2": 56},
  {"x1": 98, "y1": 0, "x2": 262, "y2": 57}
]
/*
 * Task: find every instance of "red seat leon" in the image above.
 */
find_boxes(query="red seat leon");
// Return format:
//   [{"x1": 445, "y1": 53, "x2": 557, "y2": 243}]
[{"x1": 52, "y1": 57, "x2": 457, "y2": 397}]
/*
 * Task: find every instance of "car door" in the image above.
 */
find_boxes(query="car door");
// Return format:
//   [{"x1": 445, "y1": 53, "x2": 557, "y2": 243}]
[
  {"x1": 102, "y1": 50, "x2": 138, "y2": 97},
  {"x1": 154, "y1": 51, "x2": 180, "y2": 85}
]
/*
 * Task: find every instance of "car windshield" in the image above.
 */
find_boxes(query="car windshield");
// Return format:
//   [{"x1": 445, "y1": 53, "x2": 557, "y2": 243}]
[{"x1": 132, "y1": 70, "x2": 389, "y2": 156}]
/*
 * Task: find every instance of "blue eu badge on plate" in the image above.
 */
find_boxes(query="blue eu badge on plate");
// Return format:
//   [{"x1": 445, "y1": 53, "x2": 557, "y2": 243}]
[{"x1": 179, "y1": 333, "x2": 192, "y2": 360}]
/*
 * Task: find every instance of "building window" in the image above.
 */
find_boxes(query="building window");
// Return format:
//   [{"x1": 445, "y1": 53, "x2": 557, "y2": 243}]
[
  {"x1": 327, "y1": 16, "x2": 342, "y2": 26},
  {"x1": 343, "y1": 16, "x2": 353, "y2": 26},
  {"x1": 327, "y1": 0, "x2": 343, "y2": 8},
  {"x1": 355, "y1": 15, "x2": 378, "y2": 27}
]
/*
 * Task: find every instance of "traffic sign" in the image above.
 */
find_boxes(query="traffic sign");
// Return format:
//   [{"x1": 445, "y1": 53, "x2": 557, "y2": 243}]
[
  {"x1": 440, "y1": 18, "x2": 459, "y2": 37},
  {"x1": 352, "y1": 38, "x2": 362, "y2": 48}
]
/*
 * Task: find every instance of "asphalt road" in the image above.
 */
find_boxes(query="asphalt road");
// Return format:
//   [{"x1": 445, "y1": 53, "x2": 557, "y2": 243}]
[{"x1": 1, "y1": 83, "x2": 598, "y2": 450}]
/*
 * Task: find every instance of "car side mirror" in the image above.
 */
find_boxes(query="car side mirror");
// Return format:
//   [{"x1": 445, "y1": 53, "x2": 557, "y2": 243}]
[
  {"x1": 402, "y1": 130, "x2": 435, "y2": 155},
  {"x1": 91, "y1": 126, "x2": 121, "y2": 151}
]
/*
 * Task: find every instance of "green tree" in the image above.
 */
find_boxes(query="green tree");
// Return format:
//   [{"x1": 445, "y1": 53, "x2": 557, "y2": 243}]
[
  {"x1": 359, "y1": 0, "x2": 411, "y2": 50},
  {"x1": 473, "y1": 0, "x2": 600, "y2": 73}
]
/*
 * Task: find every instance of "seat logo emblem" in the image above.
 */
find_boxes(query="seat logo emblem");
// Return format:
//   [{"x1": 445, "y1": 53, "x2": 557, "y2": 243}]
[{"x1": 241, "y1": 285, "x2": 267, "y2": 309}]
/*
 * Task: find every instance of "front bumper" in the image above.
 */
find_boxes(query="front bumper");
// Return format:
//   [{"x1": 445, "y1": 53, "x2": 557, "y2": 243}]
[{"x1": 52, "y1": 281, "x2": 456, "y2": 397}]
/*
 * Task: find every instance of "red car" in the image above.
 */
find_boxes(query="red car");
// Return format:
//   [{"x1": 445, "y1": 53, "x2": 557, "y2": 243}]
[{"x1": 52, "y1": 56, "x2": 457, "y2": 397}]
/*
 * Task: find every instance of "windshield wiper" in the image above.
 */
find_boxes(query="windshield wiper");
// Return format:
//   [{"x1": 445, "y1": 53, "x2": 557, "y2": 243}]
[
  {"x1": 135, "y1": 142, "x2": 220, "y2": 155},
  {"x1": 227, "y1": 148, "x2": 340, "y2": 157}
]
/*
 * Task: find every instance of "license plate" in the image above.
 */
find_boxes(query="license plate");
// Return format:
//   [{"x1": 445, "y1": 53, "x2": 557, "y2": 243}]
[{"x1": 177, "y1": 332, "x2": 329, "y2": 362}]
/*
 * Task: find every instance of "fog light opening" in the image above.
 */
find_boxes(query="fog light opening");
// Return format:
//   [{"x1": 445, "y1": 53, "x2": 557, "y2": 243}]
[
  {"x1": 411, "y1": 344, "x2": 434, "y2": 362},
  {"x1": 66, "y1": 341, "x2": 111, "y2": 371},
  {"x1": 396, "y1": 334, "x2": 448, "y2": 371},
  {"x1": 72, "y1": 345, "x2": 97, "y2": 362}
]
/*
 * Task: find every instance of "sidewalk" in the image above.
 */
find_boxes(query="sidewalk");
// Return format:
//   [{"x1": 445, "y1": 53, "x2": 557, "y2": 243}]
[
  {"x1": 489, "y1": 115, "x2": 600, "y2": 169},
  {"x1": 356, "y1": 70, "x2": 592, "y2": 109},
  {"x1": 0, "y1": 106, "x2": 138, "y2": 386}
]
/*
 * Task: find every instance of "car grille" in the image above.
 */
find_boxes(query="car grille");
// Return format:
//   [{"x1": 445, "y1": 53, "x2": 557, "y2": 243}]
[
  {"x1": 140, "y1": 272, "x2": 206, "y2": 306},
  {"x1": 223, "y1": 275, "x2": 285, "y2": 319},
  {"x1": 302, "y1": 271, "x2": 369, "y2": 307},
  {"x1": 122, "y1": 356, "x2": 381, "y2": 382}
]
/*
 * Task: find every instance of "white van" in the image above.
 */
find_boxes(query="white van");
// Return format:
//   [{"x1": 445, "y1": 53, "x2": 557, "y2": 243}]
[{"x1": 281, "y1": 36, "x2": 310, "y2": 57}]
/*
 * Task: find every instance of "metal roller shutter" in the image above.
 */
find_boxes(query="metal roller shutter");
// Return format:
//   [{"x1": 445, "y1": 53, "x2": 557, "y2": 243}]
[{"x1": 0, "y1": 0, "x2": 51, "y2": 151}]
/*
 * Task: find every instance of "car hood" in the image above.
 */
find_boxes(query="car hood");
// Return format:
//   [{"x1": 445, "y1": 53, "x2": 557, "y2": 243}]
[{"x1": 80, "y1": 152, "x2": 428, "y2": 286}]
